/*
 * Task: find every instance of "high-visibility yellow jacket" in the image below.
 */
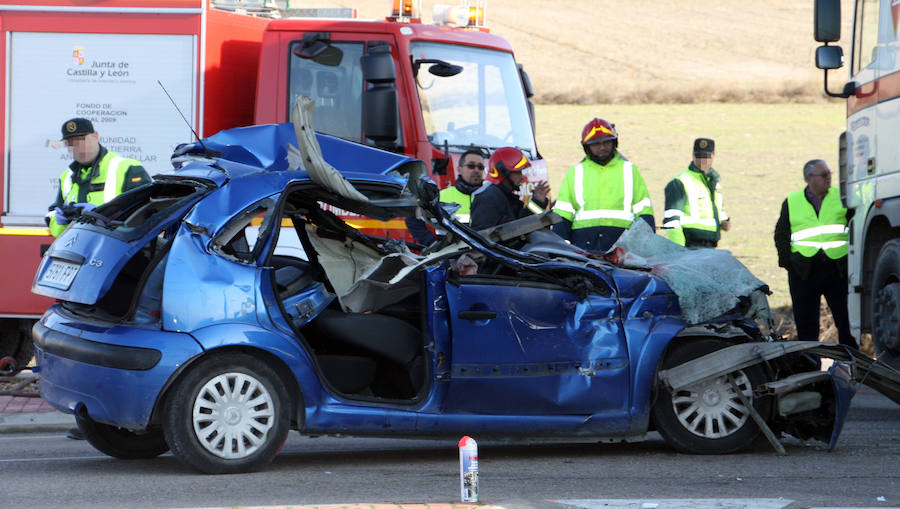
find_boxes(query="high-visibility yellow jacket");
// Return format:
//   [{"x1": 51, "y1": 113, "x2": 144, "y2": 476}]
[
  {"x1": 553, "y1": 154, "x2": 653, "y2": 230},
  {"x1": 787, "y1": 186, "x2": 848, "y2": 259},
  {"x1": 662, "y1": 165, "x2": 728, "y2": 246},
  {"x1": 47, "y1": 148, "x2": 150, "y2": 236}
]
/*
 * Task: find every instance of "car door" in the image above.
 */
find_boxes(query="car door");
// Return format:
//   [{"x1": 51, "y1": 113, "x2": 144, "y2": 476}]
[{"x1": 443, "y1": 273, "x2": 631, "y2": 416}]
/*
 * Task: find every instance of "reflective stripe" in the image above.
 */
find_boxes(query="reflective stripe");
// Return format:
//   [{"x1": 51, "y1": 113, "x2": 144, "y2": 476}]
[
  {"x1": 662, "y1": 218, "x2": 681, "y2": 228},
  {"x1": 526, "y1": 200, "x2": 544, "y2": 215},
  {"x1": 663, "y1": 209, "x2": 682, "y2": 219},
  {"x1": 574, "y1": 163, "x2": 585, "y2": 210},
  {"x1": 790, "y1": 223, "x2": 849, "y2": 241},
  {"x1": 456, "y1": 213, "x2": 470, "y2": 223},
  {"x1": 104, "y1": 156, "x2": 125, "y2": 203},
  {"x1": 554, "y1": 200, "x2": 576, "y2": 214},
  {"x1": 792, "y1": 240, "x2": 849, "y2": 249},
  {"x1": 631, "y1": 196, "x2": 650, "y2": 215},
  {"x1": 680, "y1": 215, "x2": 718, "y2": 227},
  {"x1": 61, "y1": 170, "x2": 74, "y2": 201},
  {"x1": 575, "y1": 208, "x2": 635, "y2": 221},
  {"x1": 623, "y1": 161, "x2": 634, "y2": 213}
]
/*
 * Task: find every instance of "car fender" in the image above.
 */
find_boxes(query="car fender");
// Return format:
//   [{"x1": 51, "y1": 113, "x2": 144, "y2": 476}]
[{"x1": 173, "y1": 323, "x2": 323, "y2": 418}]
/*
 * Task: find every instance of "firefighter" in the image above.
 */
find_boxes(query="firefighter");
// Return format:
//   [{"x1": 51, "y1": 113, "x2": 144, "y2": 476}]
[
  {"x1": 46, "y1": 118, "x2": 151, "y2": 237},
  {"x1": 470, "y1": 146, "x2": 550, "y2": 230},
  {"x1": 662, "y1": 138, "x2": 730, "y2": 248},
  {"x1": 552, "y1": 118, "x2": 654, "y2": 251},
  {"x1": 773, "y1": 159, "x2": 856, "y2": 348}
]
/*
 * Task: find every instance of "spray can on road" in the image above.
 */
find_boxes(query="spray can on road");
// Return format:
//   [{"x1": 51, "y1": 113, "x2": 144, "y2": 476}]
[{"x1": 458, "y1": 435, "x2": 478, "y2": 503}]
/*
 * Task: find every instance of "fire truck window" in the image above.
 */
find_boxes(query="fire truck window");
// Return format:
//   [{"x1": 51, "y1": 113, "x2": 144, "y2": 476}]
[
  {"x1": 852, "y1": 0, "x2": 879, "y2": 74},
  {"x1": 290, "y1": 42, "x2": 364, "y2": 143},
  {"x1": 411, "y1": 41, "x2": 537, "y2": 159}
]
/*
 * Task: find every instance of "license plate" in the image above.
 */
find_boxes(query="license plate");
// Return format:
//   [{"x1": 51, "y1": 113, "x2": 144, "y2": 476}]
[{"x1": 39, "y1": 259, "x2": 81, "y2": 290}]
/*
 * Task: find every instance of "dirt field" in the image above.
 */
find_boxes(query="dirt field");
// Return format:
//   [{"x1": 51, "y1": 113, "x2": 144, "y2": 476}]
[{"x1": 321, "y1": 0, "x2": 854, "y2": 104}]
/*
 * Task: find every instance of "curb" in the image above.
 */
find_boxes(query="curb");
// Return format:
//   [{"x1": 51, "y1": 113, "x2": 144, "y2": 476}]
[{"x1": 0, "y1": 411, "x2": 74, "y2": 433}]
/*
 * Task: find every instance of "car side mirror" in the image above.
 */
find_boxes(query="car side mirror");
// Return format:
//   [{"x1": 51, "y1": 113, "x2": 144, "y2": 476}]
[
  {"x1": 814, "y1": 0, "x2": 841, "y2": 43},
  {"x1": 361, "y1": 44, "x2": 399, "y2": 147}
]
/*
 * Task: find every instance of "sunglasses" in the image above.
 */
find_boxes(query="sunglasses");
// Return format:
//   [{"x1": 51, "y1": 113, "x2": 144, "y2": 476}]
[{"x1": 463, "y1": 163, "x2": 485, "y2": 170}]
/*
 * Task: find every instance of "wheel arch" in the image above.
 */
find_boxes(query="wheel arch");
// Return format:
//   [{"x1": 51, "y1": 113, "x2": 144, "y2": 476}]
[
  {"x1": 150, "y1": 345, "x2": 305, "y2": 431},
  {"x1": 860, "y1": 200, "x2": 900, "y2": 332}
]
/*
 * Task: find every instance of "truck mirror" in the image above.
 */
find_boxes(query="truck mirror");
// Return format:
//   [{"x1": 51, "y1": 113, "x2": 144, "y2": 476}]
[
  {"x1": 412, "y1": 58, "x2": 462, "y2": 78},
  {"x1": 362, "y1": 45, "x2": 399, "y2": 146},
  {"x1": 518, "y1": 64, "x2": 534, "y2": 99},
  {"x1": 816, "y1": 45, "x2": 844, "y2": 70},
  {"x1": 814, "y1": 0, "x2": 840, "y2": 43},
  {"x1": 293, "y1": 32, "x2": 343, "y2": 67}
]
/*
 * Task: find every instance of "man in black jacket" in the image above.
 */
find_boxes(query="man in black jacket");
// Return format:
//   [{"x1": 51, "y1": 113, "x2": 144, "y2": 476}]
[
  {"x1": 470, "y1": 147, "x2": 549, "y2": 230},
  {"x1": 774, "y1": 159, "x2": 855, "y2": 348}
]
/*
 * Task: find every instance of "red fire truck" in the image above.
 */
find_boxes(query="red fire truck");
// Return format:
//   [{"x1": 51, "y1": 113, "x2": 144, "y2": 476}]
[{"x1": 0, "y1": 0, "x2": 545, "y2": 367}]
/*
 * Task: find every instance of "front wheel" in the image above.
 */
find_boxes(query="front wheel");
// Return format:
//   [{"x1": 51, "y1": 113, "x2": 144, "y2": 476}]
[
  {"x1": 76, "y1": 414, "x2": 169, "y2": 459},
  {"x1": 162, "y1": 353, "x2": 291, "y2": 474},
  {"x1": 652, "y1": 339, "x2": 772, "y2": 454},
  {"x1": 871, "y1": 239, "x2": 900, "y2": 371}
]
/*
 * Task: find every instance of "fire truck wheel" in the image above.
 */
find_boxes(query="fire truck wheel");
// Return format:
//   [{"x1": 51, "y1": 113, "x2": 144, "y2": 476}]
[
  {"x1": 871, "y1": 239, "x2": 900, "y2": 371},
  {"x1": 162, "y1": 353, "x2": 291, "y2": 474},
  {"x1": 0, "y1": 319, "x2": 35, "y2": 371}
]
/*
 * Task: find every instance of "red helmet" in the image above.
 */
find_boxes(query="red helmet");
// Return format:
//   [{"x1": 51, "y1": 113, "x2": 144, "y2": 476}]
[
  {"x1": 581, "y1": 118, "x2": 618, "y2": 146},
  {"x1": 488, "y1": 146, "x2": 531, "y2": 184}
]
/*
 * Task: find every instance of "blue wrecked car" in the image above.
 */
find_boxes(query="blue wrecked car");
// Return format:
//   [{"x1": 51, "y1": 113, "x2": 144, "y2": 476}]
[{"x1": 31, "y1": 110, "x2": 883, "y2": 474}]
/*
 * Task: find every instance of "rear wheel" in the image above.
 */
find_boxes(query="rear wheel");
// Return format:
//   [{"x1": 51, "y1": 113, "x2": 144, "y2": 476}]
[
  {"x1": 162, "y1": 353, "x2": 290, "y2": 474},
  {"x1": 76, "y1": 414, "x2": 169, "y2": 459},
  {"x1": 0, "y1": 319, "x2": 35, "y2": 371},
  {"x1": 652, "y1": 339, "x2": 772, "y2": 454},
  {"x1": 871, "y1": 239, "x2": 900, "y2": 371}
]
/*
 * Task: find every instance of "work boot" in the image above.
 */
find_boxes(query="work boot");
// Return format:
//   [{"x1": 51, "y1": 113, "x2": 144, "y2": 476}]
[{"x1": 66, "y1": 427, "x2": 84, "y2": 440}]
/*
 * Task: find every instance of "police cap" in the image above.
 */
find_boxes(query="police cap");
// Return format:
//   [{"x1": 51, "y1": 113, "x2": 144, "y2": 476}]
[
  {"x1": 60, "y1": 118, "x2": 95, "y2": 140},
  {"x1": 693, "y1": 137, "x2": 715, "y2": 155}
]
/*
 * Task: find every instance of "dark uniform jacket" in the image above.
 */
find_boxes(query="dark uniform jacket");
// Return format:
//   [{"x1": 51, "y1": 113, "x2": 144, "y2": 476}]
[{"x1": 470, "y1": 183, "x2": 548, "y2": 231}]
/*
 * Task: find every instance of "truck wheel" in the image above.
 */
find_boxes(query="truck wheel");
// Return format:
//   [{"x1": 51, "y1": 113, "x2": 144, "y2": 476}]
[
  {"x1": 162, "y1": 353, "x2": 290, "y2": 474},
  {"x1": 75, "y1": 413, "x2": 169, "y2": 459},
  {"x1": 652, "y1": 339, "x2": 772, "y2": 454},
  {"x1": 871, "y1": 239, "x2": 900, "y2": 371},
  {"x1": 0, "y1": 319, "x2": 35, "y2": 370}
]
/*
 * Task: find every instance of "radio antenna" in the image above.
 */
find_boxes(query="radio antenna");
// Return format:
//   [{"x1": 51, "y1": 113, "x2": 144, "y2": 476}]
[{"x1": 158, "y1": 80, "x2": 212, "y2": 154}]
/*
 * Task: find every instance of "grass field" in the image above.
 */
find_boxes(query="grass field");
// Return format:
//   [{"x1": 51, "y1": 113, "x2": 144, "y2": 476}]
[{"x1": 534, "y1": 102, "x2": 846, "y2": 309}]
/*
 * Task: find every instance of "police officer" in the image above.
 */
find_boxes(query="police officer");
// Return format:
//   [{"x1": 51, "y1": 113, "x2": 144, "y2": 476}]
[
  {"x1": 773, "y1": 159, "x2": 856, "y2": 348},
  {"x1": 470, "y1": 146, "x2": 550, "y2": 230},
  {"x1": 552, "y1": 118, "x2": 654, "y2": 251},
  {"x1": 46, "y1": 118, "x2": 151, "y2": 237},
  {"x1": 662, "y1": 138, "x2": 730, "y2": 248}
]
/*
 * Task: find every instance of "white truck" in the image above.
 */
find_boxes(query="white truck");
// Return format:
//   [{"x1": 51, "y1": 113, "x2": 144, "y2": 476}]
[{"x1": 814, "y1": 0, "x2": 900, "y2": 370}]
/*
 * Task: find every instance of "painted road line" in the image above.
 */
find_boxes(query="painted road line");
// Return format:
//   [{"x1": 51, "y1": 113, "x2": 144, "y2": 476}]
[{"x1": 556, "y1": 499, "x2": 794, "y2": 509}]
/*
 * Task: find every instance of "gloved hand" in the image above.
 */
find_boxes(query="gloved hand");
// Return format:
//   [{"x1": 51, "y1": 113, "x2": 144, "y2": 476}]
[
  {"x1": 54, "y1": 207, "x2": 70, "y2": 225},
  {"x1": 73, "y1": 202, "x2": 96, "y2": 214}
]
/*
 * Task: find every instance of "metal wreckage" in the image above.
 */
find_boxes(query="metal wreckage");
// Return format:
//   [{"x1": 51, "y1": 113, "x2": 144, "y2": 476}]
[{"x1": 30, "y1": 98, "x2": 900, "y2": 474}]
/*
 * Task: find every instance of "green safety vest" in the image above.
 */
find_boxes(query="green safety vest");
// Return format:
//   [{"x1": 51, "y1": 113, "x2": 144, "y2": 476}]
[
  {"x1": 47, "y1": 151, "x2": 142, "y2": 236},
  {"x1": 440, "y1": 185, "x2": 476, "y2": 223},
  {"x1": 553, "y1": 155, "x2": 653, "y2": 229},
  {"x1": 787, "y1": 186, "x2": 848, "y2": 259},
  {"x1": 663, "y1": 167, "x2": 728, "y2": 245}
]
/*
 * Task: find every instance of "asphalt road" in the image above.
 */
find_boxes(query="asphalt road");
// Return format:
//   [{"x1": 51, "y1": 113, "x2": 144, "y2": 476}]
[{"x1": 0, "y1": 389, "x2": 898, "y2": 509}]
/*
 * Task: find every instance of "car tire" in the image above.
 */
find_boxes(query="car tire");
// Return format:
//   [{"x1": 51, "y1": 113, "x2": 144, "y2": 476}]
[
  {"x1": 75, "y1": 414, "x2": 169, "y2": 459},
  {"x1": 162, "y1": 353, "x2": 290, "y2": 474},
  {"x1": 652, "y1": 339, "x2": 772, "y2": 455},
  {"x1": 871, "y1": 239, "x2": 900, "y2": 371},
  {"x1": 0, "y1": 319, "x2": 35, "y2": 371}
]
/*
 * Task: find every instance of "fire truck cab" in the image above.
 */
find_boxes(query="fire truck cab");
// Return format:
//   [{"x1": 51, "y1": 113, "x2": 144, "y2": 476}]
[{"x1": 0, "y1": 0, "x2": 543, "y2": 368}]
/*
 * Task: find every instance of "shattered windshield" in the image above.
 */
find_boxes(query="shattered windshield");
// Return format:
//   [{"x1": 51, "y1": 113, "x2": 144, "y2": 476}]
[{"x1": 411, "y1": 42, "x2": 536, "y2": 158}]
